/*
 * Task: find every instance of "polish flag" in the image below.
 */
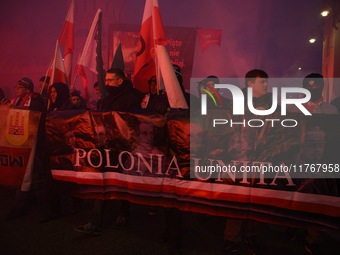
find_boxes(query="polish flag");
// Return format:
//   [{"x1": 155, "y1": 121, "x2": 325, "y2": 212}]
[
  {"x1": 59, "y1": 0, "x2": 74, "y2": 83},
  {"x1": 197, "y1": 29, "x2": 222, "y2": 52},
  {"x1": 49, "y1": 40, "x2": 68, "y2": 85},
  {"x1": 133, "y1": 0, "x2": 167, "y2": 93},
  {"x1": 75, "y1": 9, "x2": 102, "y2": 102}
]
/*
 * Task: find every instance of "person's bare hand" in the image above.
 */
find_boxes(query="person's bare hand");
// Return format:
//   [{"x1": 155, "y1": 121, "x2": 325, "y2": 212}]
[{"x1": 1, "y1": 98, "x2": 12, "y2": 106}]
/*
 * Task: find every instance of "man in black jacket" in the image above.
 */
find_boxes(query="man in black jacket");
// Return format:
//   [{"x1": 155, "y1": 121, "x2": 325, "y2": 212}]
[
  {"x1": 75, "y1": 68, "x2": 141, "y2": 235},
  {"x1": 101, "y1": 68, "x2": 141, "y2": 110}
]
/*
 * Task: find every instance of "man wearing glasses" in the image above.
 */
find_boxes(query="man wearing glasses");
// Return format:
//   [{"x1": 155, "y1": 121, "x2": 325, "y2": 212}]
[
  {"x1": 101, "y1": 68, "x2": 142, "y2": 110},
  {"x1": 13, "y1": 77, "x2": 44, "y2": 111},
  {"x1": 75, "y1": 68, "x2": 142, "y2": 235}
]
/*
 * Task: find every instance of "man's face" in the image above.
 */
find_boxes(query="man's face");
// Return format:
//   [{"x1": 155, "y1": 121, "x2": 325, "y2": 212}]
[
  {"x1": 301, "y1": 142, "x2": 325, "y2": 163},
  {"x1": 95, "y1": 126, "x2": 107, "y2": 147},
  {"x1": 50, "y1": 87, "x2": 57, "y2": 103},
  {"x1": 72, "y1": 96, "x2": 81, "y2": 107},
  {"x1": 199, "y1": 81, "x2": 215, "y2": 95},
  {"x1": 65, "y1": 130, "x2": 76, "y2": 149},
  {"x1": 248, "y1": 77, "x2": 268, "y2": 98},
  {"x1": 149, "y1": 81, "x2": 157, "y2": 95},
  {"x1": 138, "y1": 123, "x2": 154, "y2": 150},
  {"x1": 15, "y1": 84, "x2": 30, "y2": 98},
  {"x1": 94, "y1": 86, "x2": 101, "y2": 96},
  {"x1": 105, "y1": 73, "x2": 123, "y2": 87}
]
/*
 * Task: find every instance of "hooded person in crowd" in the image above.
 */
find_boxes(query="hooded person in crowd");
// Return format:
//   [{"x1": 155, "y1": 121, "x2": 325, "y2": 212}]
[
  {"x1": 48, "y1": 82, "x2": 77, "y2": 112},
  {"x1": 40, "y1": 83, "x2": 81, "y2": 222},
  {"x1": 288, "y1": 73, "x2": 338, "y2": 114}
]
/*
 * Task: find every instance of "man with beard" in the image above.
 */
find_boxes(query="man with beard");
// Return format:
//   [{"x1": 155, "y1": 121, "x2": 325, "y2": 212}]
[
  {"x1": 75, "y1": 68, "x2": 141, "y2": 235},
  {"x1": 288, "y1": 73, "x2": 338, "y2": 114}
]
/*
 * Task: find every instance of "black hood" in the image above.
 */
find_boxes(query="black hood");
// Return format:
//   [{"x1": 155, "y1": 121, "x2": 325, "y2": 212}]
[{"x1": 50, "y1": 82, "x2": 70, "y2": 109}]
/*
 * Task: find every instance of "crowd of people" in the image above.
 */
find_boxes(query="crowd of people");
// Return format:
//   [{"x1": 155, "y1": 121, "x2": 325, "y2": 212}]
[{"x1": 0, "y1": 66, "x2": 339, "y2": 255}]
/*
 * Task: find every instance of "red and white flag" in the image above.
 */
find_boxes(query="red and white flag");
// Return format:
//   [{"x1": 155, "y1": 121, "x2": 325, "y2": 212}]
[
  {"x1": 156, "y1": 46, "x2": 188, "y2": 109},
  {"x1": 75, "y1": 9, "x2": 102, "y2": 102},
  {"x1": 59, "y1": 0, "x2": 74, "y2": 83},
  {"x1": 49, "y1": 40, "x2": 68, "y2": 85},
  {"x1": 197, "y1": 29, "x2": 222, "y2": 53},
  {"x1": 133, "y1": 0, "x2": 167, "y2": 93}
]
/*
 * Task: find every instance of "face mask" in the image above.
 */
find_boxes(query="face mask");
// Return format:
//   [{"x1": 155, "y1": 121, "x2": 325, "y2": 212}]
[
  {"x1": 307, "y1": 87, "x2": 323, "y2": 102},
  {"x1": 106, "y1": 85, "x2": 120, "y2": 95}
]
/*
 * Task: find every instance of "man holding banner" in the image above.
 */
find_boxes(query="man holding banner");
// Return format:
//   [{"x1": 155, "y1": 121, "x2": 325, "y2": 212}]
[
  {"x1": 4, "y1": 78, "x2": 45, "y2": 221},
  {"x1": 75, "y1": 68, "x2": 142, "y2": 234},
  {"x1": 218, "y1": 69, "x2": 272, "y2": 255}
]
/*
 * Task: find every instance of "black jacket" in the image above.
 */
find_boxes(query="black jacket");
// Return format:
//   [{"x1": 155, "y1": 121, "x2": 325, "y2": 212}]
[{"x1": 101, "y1": 80, "x2": 142, "y2": 111}]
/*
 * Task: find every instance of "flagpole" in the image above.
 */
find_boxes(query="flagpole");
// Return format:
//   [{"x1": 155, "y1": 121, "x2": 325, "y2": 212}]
[
  {"x1": 71, "y1": 56, "x2": 81, "y2": 93},
  {"x1": 39, "y1": 56, "x2": 54, "y2": 95},
  {"x1": 152, "y1": 0, "x2": 160, "y2": 95},
  {"x1": 51, "y1": 40, "x2": 59, "y2": 85}
]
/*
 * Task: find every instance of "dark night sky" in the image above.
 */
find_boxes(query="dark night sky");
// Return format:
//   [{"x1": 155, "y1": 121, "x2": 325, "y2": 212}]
[{"x1": 0, "y1": 0, "x2": 324, "y2": 98}]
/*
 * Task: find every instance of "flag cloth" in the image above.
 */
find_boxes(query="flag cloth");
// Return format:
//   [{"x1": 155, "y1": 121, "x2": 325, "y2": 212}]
[
  {"x1": 0, "y1": 105, "x2": 41, "y2": 190},
  {"x1": 156, "y1": 45, "x2": 188, "y2": 109},
  {"x1": 59, "y1": 0, "x2": 74, "y2": 83},
  {"x1": 95, "y1": 11, "x2": 107, "y2": 102},
  {"x1": 76, "y1": 9, "x2": 102, "y2": 102},
  {"x1": 45, "y1": 109, "x2": 340, "y2": 232},
  {"x1": 49, "y1": 40, "x2": 68, "y2": 85},
  {"x1": 133, "y1": 0, "x2": 167, "y2": 93},
  {"x1": 197, "y1": 29, "x2": 222, "y2": 52},
  {"x1": 110, "y1": 41, "x2": 125, "y2": 71}
]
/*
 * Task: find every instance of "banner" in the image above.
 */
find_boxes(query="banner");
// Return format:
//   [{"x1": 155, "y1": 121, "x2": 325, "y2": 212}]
[
  {"x1": 197, "y1": 29, "x2": 222, "y2": 52},
  {"x1": 108, "y1": 24, "x2": 197, "y2": 91},
  {"x1": 46, "y1": 109, "x2": 340, "y2": 232},
  {"x1": 0, "y1": 105, "x2": 41, "y2": 189}
]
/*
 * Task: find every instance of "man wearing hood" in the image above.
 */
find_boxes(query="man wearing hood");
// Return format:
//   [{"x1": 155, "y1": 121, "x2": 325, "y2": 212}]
[
  {"x1": 288, "y1": 73, "x2": 338, "y2": 114},
  {"x1": 48, "y1": 82, "x2": 77, "y2": 112}
]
